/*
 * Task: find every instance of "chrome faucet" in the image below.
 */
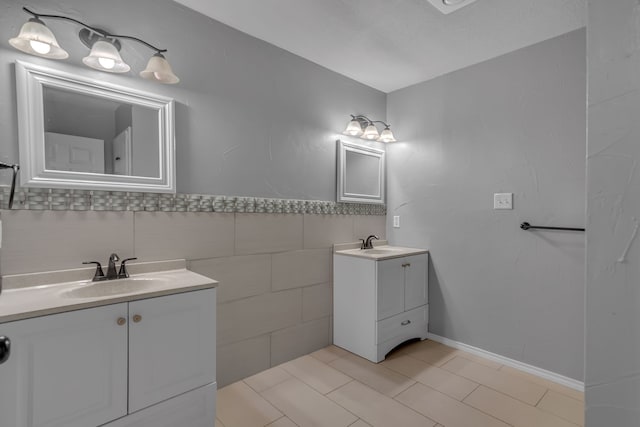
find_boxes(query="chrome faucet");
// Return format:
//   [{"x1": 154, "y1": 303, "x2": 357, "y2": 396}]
[{"x1": 361, "y1": 235, "x2": 379, "y2": 250}]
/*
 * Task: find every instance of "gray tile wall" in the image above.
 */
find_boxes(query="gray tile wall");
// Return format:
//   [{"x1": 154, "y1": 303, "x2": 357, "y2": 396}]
[{"x1": 0, "y1": 209, "x2": 386, "y2": 386}]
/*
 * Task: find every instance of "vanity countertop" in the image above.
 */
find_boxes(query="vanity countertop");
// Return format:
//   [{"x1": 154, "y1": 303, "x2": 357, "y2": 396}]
[
  {"x1": 0, "y1": 266, "x2": 217, "y2": 323},
  {"x1": 335, "y1": 245, "x2": 428, "y2": 261}
]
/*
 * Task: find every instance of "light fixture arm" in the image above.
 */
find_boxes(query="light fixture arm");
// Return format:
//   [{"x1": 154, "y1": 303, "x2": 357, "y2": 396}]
[
  {"x1": 350, "y1": 115, "x2": 391, "y2": 128},
  {"x1": 22, "y1": 7, "x2": 168, "y2": 53}
]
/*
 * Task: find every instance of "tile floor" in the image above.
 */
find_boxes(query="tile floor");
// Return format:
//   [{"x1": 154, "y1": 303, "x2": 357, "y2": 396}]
[{"x1": 216, "y1": 340, "x2": 584, "y2": 427}]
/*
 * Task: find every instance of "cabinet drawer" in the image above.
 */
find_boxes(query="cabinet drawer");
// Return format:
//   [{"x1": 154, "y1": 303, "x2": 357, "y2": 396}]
[{"x1": 376, "y1": 305, "x2": 427, "y2": 344}]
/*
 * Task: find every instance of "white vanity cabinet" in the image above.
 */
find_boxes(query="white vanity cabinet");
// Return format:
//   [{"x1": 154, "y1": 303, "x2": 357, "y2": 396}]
[
  {"x1": 334, "y1": 250, "x2": 428, "y2": 362},
  {"x1": 0, "y1": 287, "x2": 216, "y2": 427}
]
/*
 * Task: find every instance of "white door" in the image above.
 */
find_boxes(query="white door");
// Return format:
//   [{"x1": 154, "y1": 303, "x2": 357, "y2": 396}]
[
  {"x1": 377, "y1": 258, "x2": 406, "y2": 320},
  {"x1": 0, "y1": 304, "x2": 128, "y2": 427},
  {"x1": 45, "y1": 132, "x2": 105, "y2": 173},
  {"x1": 404, "y1": 254, "x2": 428, "y2": 311},
  {"x1": 128, "y1": 289, "x2": 217, "y2": 412},
  {"x1": 113, "y1": 127, "x2": 132, "y2": 176}
]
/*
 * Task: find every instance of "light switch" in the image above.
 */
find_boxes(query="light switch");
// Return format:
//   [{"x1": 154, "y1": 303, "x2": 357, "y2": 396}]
[
  {"x1": 393, "y1": 216, "x2": 400, "y2": 228},
  {"x1": 493, "y1": 193, "x2": 513, "y2": 210}
]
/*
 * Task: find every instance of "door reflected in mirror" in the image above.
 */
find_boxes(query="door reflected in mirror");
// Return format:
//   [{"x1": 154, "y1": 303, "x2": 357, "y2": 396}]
[{"x1": 43, "y1": 87, "x2": 160, "y2": 178}]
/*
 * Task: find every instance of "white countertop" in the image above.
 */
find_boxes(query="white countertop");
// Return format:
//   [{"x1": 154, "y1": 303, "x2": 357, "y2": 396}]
[
  {"x1": 335, "y1": 245, "x2": 428, "y2": 261},
  {"x1": 0, "y1": 268, "x2": 218, "y2": 323}
]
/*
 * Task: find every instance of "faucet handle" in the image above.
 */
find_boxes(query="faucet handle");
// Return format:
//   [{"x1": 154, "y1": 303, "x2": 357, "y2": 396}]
[
  {"x1": 360, "y1": 239, "x2": 366, "y2": 250},
  {"x1": 83, "y1": 261, "x2": 105, "y2": 281},
  {"x1": 118, "y1": 257, "x2": 138, "y2": 279}
]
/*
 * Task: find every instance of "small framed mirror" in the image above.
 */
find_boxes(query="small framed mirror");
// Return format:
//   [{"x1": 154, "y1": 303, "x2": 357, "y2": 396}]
[
  {"x1": 337, "y1": 139, "x2": 385, "y2": 204},
  {"x1": 15, "y1": 60, "x2": 176, "y2": 193}
]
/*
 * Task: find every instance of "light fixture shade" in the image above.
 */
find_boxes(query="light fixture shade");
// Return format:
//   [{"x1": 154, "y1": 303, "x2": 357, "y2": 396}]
[
  {"x1": 140, "y1": 53, "x2": 180, "y2": 84},
  {"x1": 362, "y1": 123, "x2": 380, "y2": 140},
  {"x1": 82, "y1": 39, "x2": 130, "y2": 73},
  {"x1": 9, "y1": 18, "x2": 69, "y2": 59},
  {"x1": 377, "y1": 127, "x2": 396, "y2": 143},
  {"x1": 343, "y1": 119, "x2": 363, "y2": 136}
]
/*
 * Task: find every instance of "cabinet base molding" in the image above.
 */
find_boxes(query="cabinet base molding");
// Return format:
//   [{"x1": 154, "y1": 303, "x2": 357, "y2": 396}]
[
  {"x1": 426, "y1": 332, "x2": 584, "y2": 392},
  {"x1": 102, "y1": 383, "x2": 216, "y2": 427}
]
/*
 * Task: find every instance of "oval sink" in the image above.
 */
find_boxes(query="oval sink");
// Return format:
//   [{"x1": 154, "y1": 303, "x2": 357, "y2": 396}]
[{"x1": 62, "y1": 277, "x2": 170, "y2": 299}]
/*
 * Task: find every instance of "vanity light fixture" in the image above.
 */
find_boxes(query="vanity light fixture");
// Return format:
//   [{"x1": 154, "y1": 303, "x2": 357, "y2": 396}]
[
  {"x1": 8, "y1": 7, "x2": 179, "y2": 84},
  {"x1": 343, "y1": 115, "x2": 397, "y2": 143}
]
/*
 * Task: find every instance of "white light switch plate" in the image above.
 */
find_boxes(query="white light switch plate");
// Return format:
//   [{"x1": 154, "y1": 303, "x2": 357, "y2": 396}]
[
  {"x1": 494, "y1": 193, "x2": 513, "y2": 210},
  {"x1": 393, "y1": 216, "x2": 400, "y2": 228}
]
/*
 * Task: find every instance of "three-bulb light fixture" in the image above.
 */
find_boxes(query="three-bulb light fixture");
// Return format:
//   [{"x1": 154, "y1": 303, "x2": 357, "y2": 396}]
[
  {"x1": 343, "y1": 115, "x2": 397, "y2": 143},
  {"x1": 8, "y1": 7, "x2": 179, "y2": 84}
]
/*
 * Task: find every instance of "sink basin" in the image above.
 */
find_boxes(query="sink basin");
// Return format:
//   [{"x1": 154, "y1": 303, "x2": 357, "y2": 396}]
[{"x1": 61, "y1": 277, "x2": 171, "y2": 299}]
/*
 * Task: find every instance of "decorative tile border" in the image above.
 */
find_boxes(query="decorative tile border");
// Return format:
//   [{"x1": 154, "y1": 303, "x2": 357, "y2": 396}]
[{"x1": 0, "y1": 188, "x2": 386, "y2": 215}]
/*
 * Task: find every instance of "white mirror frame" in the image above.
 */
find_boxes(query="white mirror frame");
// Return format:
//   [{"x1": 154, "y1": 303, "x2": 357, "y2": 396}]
[
  {"x1": 15, "y1": 60, "x2": 176, "y2": 193},
  {"x1": 337, "y1": 139, "x2": 385, "y2": 205}
]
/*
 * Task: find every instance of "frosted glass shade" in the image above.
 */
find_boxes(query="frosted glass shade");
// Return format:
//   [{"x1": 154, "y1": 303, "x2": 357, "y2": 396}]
[
  {"x1": 362, "y1": 123, "x2": 380, "y2": 140},
  {"x1": 343, "y1": 119, "x2": 363, "y2": 136},
  {"x1": 377, "y1": 127, "x2": 396, "y2": 143},
  {"x1": 9, "y1": 18, "x2": 69, "y2": 59},
  {"x1": 140, "y1": 53, "x2": 180, "y2": 84},
  {"x1": 82, "y1": 39, "x2": 130, "y2": 73}
]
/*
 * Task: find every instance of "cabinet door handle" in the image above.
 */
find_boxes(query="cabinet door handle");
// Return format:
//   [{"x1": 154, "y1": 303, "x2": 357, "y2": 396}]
[
  {"x1": 132, "y1": 314, "x2": 142, "y2": 323},
  {"x1": 402, "y1": 263, "x2": 411, "y2": 268},
  {"x1": 117, "y1": 317, "x2": 127, "y2": 326},
  {"x1": 0, "y1": 336, "x2": 10, "y2": 364},
  {"x1": 401, "y1": 320, "x2": 411, "y2": 326}
]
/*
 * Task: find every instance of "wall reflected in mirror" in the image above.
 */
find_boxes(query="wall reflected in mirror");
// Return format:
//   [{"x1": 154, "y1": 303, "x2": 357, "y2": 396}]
[{"x1": 43, "y1": 87, "x2": 160, "y2": 178}]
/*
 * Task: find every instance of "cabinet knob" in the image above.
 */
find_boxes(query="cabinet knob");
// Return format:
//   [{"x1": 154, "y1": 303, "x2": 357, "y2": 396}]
[
  {"x1": 401, "y1": 320, "x2": 412, "y2": 326},
  {"x1": 0, "y1": 336, "x2": 10, "y2": 364},
  {"x1": 117, "y1": 317, "x2": 127, "y2": 326},
  {"x1": 133, "y1": 314, "x2": 142, "y2": 323}
]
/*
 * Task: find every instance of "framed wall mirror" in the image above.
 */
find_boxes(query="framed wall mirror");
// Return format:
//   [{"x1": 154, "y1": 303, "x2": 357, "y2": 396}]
[
  {"x1": 15, "y1": 60, "x2": 176, "y2": 193},
  {"x1": 337, "y1": 139, "x2": 385, "y2": 205}
]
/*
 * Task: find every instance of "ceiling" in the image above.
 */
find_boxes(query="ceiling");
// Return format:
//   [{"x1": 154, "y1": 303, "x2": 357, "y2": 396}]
[{"x1": 173, "y1": 0, "x2": 585, "y2": 93}]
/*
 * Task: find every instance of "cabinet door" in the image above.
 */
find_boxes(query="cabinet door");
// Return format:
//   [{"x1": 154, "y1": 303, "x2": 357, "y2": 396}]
[
  {"x1": 128, "y1": 288, "x2": 216, "y2": 412},
  {"x1": 377, "y1": 257, "x2": 406, "y2": 320},
  {"x1": 0, "y1": 304, "x2": 128, "y2": 427},
  {"x1": 404, "y1": 254, "x2": 428, "y2": 311}
]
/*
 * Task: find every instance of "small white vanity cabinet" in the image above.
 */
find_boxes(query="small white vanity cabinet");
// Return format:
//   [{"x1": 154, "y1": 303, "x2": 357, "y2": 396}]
[
  {"x1": 0, "y1": 288, "x2": 216, "y2": 427},
  {"x1": 334, "y1": 247, "x2": 428, "y2": 362}
]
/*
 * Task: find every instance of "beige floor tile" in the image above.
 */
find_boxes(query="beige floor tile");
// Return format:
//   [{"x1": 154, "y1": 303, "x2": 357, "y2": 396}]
[
  {"x1": 217, "y1": 382, "x2": 282, "y2": 427},
  {"x1": 281, "y1": 355, "x2": 352, "y2": 394},
  {"x1": 329, "y1": 353, "x2": 416, "y2": 397},
  {"x1": 216, "y1": 418, "x2": 225, "y2": 427},
  {"x1": 399, "y1": 340, "x2": 459, "y2": 366},
  {"x1": 452, "y1": 349, "x2": 503, "y2": 370},
  {"x1": 382, "y1": 354, "x2": 479, "y2": 400},
  {"x1": 267, "y1": 416, "x2": 299, "y2": 427},
  {"x1": 349, "y1": 420, "x2": 373, "y2": 427},
  {"x1": 500, "y1": 365, "x2": 584, "y2": 401},
  {"x1": 441, "y1": 356, "x2": 547, "y2": 405},
  {"x1": 395, "y1": 383, "x2": 510, "y2": 427},
  {"x1": 262, "y1": 377, "x2": 358, "y2": 427},
  {"x1": 244, "y1": 366, "x2": 292, "y2": 393},
  {"x1": 537, "y1": 390, "x2": 584, "y2": 425},
  {"x1": 464, "y1": 386, "x2": 579, "y2": 427},
  {"x1": 310, "y1": 345, "x2": 350, "y2": 363},
  {"x1": 328, "y1": 381, "x2": 437, "y2": 427}
]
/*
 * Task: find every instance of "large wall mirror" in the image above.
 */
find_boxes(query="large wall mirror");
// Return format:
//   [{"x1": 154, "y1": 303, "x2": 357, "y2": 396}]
[
  {"x1": 337, "y1": 139, "x2": 385, "y2": 205},
  {"x1": 15, "y1": 60, "x2": 176, "y2": 193}
]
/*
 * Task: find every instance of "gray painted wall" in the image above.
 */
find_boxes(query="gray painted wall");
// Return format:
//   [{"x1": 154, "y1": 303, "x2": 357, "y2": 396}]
[
  {"x1": 586, "y1": 1, "x2": 640, "y2": 425},
  {"x1": 0, "y1": 0, "x2": 386, "y2": 199},
  {"x1": 387, "y1": 30, "x2": 586, "y2": 380}
]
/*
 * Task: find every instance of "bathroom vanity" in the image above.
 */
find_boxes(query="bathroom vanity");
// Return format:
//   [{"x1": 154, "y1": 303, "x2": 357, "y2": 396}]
[
  {"x1": 333, "y1": 244, "x2": 428, "y2": 362},
  {"x1": 0, "y1": 261, "x2": 217, "y2": 427}
]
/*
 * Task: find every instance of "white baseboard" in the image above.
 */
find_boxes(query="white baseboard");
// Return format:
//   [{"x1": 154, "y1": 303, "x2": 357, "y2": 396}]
[{"x1": 426, "y1": 332, "x2": 584, "y2": 392}]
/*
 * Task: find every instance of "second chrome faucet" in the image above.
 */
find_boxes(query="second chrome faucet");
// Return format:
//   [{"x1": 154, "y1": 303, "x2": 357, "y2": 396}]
[{"x1": 83, "y1": 253, "x2": 138, "y2": 281}]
